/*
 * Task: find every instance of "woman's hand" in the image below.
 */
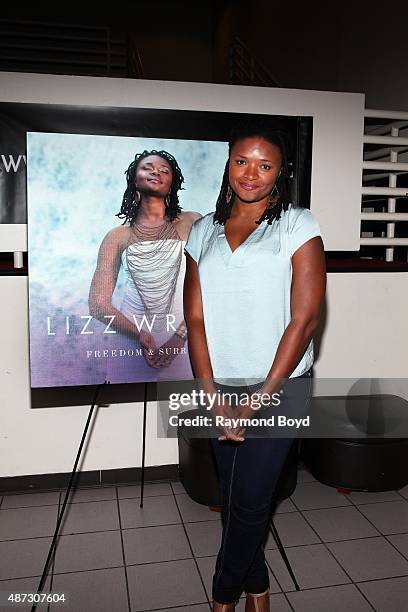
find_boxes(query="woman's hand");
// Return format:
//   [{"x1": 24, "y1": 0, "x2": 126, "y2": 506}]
[
  {"x1": 219, "y1": 405, "x2": 258, "y2": 442},
  {"x1": 139, "y1": 329, "x2": 159, "y2": 368},
  {"x1": 210, "y1": 398, "x2": 246, "y2": 443},
  {"x1": 222, "y1": 395, "x2": 267, "y2": 441},
  {"x1": 150, "y1": 333, "x2": 185, "y2": 368}
]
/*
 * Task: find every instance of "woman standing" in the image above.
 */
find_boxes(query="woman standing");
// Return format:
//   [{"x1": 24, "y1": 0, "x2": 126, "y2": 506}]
[
  {"x1": 89, "y1": 149, "x2": 200, "y2": 383},
  {"x1": 184, "y1": 122, "x2": 326, "y2": 611}
]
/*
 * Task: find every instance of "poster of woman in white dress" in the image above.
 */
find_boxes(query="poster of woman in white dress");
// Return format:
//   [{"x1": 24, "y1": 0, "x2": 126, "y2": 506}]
[{"x1": 27, "y1": 133, "x2": 227, "y2": 387}]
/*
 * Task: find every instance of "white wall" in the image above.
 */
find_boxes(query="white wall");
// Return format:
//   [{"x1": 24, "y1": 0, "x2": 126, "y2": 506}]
[
  {"x1": 315, "y1": 273, "x2": 408, "y2": 378},
  {"x1": 1, "y1": 272, "x2": 407, "y2": 478},
  {"x1": 313, "y1": 273, "x2": 408, "y2": 400}
]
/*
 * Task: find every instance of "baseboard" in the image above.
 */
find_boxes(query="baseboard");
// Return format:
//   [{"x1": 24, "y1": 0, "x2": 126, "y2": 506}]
[{"x1": 0, "y1": 464, "x2": 180, "y2": 494}]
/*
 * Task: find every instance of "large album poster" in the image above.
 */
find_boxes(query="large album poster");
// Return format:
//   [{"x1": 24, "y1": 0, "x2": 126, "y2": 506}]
[
  {"x1": 27, "y1": 133, "x2": 227, "y2": 387},
  {"x1": 10, "y1": 101, "x2": 312, "y2": 388}
]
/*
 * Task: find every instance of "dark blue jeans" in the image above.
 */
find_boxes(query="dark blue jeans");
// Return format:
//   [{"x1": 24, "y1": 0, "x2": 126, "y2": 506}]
[{"x1": 210, "y1": 369, "x2": 312, "y2": 604}]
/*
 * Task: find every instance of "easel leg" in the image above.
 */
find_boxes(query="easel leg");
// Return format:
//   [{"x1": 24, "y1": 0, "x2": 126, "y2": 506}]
[
  {"x1": 269, "y1": 503, "x2": 300, "y2": 591},
  {"x1": 31, "y1": 382, "x2": 107, "y2": 612},
  {"x1": 140, "y1": 381, "x2": 148, "y2": 508}
]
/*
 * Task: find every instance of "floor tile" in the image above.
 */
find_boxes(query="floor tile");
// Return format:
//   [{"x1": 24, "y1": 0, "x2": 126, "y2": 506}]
[
  {"x1": 123, "y1": 524, "x2": 191, "y2": 565},
  {"x1": 0, "y1": 576, "x2": 52, "y2": 611},
  {"x1": 291, "y1": 481, "x2": 351, "y2": 511},
  {"x1": 1, "y1": 492, "x2": 60, "y2": 509},
  {"x1": 266, "y1": 593, "x2": 293, "y2": 611},
  {"x1": 349, "y1": 489, "x2": 401, "y2": 505},
  {"x1": 51, "y1": 567, "x2": 128, "y2": 612},
  {"x1": 358, "y1": 575, "x2": 408, "y2": 612},
  {"x1": 59, "y1": 500, "x2": 119, "y2": 535},
  {"x1": 398, "y1": 483, "x2": 408, "y2": 500},
  {"x1": 170, "y1": 481, "x2": 187, "y2": 494},
  {"x1": 274, "y1": 497, "x2": 298, "y2": 514},
  {"x1": 175, "y1": 493, "x2": 220, "y2": 523},
  {"x1": 357, "y1": 500, "x2": 408, "y2": 535},
  {"x1": 264, "y1": 528, "x2": 278, "y2": 550},
  {"x1": 387, "y1": 533, "x2": 408, "y2": 560},
  {"x1": 297, "y1": 468, "x2": 316, "y2": 483},
  {"x1": 127, "y1": 558, "x2": 207, "y2": 611},
  {"x1": 0, "y1": 537, "x2": 52, "y2": 580},
  {"x1": 327, "y1": 536, "x2": 408, "y2": 581},
  {"x1": 6, "y1": 477, "x2": 408, "y2": 612},
  {"x1": 184, "y1": 521, "x2": 223, "y2": 557},
  {"x1": 195, "y1": 556, "x2": 221, "y2": 600},
  {"x1": 264, "y1": 548, "x2": 296, "y2": 592},
  {"x1": 265, "y1": 544, "x2": 350, "y2": 591},
  {"x1": 287, "y1": 583, "x2": 373, "y2": 611},
  {"x1": 273, "y1": 512, "x2": 321, "y2": 547},
  {"x1": 119, "y1": 495, "x2": 181, "y2": 529},
  {"x1": 53, "y1": 530, "x2": 123, "y2": 574},
  {"x1": 64, "y1": 487, "x2": 117, "y2": 504},
  {"x1": 196, "y1": 555, "x2": 281, "y2": 601},
  {"x1": 117, "y1": 482, "x2": 173, "y2": 499},
  {"x1": 0, "y1": 506, "x2": 58, "y2": 541},
  {"x1": 302, "y1": 506, "x2": 379, "y2": 542}
]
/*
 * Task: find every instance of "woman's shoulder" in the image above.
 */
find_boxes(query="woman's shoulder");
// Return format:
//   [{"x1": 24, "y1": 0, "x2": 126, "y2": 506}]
[
  {"x1": 178, "y1": 210, "x2": 202, "y2": 223},
  {"x1": 184, "y1": 212, "x2": 216, "y2": 252},
  {"x1": 190, "y1": 211, "x2": 216, "y2": 231},
  {"x1": 177, "y1": 211, "x2": 202, "y2": 231},
  {"x1": 105, "y1": 224, "x2": 130, "y2": 239},
  {"x1": 280, "y1": 204, "x2": 318, "y2": 232},
  {"x1": 279, "y1": 204, "x2": 322, "y2": 255},
  {"x1": 174, "y1": 211, "x2": 203, "y2": 240},
  {"x1": 101, "y1": 225, "x2": 130, "y2": 249},
  {"x1": 184, "y1": 212, "x2": 217, "y2": 260}
]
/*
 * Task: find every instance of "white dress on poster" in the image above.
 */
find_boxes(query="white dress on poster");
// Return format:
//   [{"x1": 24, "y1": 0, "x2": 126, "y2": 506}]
[{"x1": 105, "y1": 238, "x2": 192, "y2": 383}]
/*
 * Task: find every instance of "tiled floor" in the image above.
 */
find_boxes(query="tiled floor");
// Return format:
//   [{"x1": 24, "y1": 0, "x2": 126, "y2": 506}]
[{"x1": 1, "y1": 469, "x2": 408, "y2": 611}]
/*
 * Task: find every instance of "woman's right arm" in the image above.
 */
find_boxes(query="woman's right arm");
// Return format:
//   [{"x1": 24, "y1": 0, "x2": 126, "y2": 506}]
[
  {"x1": 184, "y1": 254, "x2": 241, "y2": 440},
  {"x1": 89, "y1": 228, "x2": 153, "y2": 345},
  {"x1": 183, "y1": 253, "x2": 214, "y2": 389}
]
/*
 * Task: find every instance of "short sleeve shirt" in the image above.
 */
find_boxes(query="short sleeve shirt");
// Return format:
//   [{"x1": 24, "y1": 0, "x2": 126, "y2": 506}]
[{"x1": 185, "y1": 204, "x2": 322, "y2": 384}]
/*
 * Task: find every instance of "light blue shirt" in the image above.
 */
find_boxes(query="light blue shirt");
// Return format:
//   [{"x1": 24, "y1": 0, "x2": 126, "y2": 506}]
[{"x1": 185, "y1": 204, "x2": 322, "y2": 385}]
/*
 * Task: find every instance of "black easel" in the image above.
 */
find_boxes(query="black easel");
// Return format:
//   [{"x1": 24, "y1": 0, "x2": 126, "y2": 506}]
[
  {"x1": 139, "y1": 381, "x2": 148, "y2": 507},
  {"x1": 31, "y1": 381, "x2": 107, "y2": 612},
  {"x1": 269, "y1": 507, "x2": 300, "y2": 591},
  {"x1": 32, "y1": 380, "x2": 150, "y2": 611}
]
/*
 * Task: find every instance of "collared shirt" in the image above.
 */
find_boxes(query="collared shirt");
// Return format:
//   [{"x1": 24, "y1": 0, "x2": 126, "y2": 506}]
[{"x1": 185, "y1": 204, "x2": 322, "y2": 385}]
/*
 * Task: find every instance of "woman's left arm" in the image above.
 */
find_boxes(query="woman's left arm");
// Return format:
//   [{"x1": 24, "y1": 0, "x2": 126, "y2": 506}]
[{"x1": 259, "y1": 235, "x2": 326, "y2": 395}]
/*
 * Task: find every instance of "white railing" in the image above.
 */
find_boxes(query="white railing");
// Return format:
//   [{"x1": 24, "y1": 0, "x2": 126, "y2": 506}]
[{"x1": 362, "y1": 109, "x2": 408, "y2": 261}]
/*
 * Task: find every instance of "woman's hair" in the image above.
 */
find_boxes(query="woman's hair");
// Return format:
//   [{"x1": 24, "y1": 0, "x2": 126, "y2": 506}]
[
  {"x1": 214, "y1": 121, "x2": 292, "y2": 225},
  {"x1": 117, "y1": 149, "x2": 184, "y2": 224}
]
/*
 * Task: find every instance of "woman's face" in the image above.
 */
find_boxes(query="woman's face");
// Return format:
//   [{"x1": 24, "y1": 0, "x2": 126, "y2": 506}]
[
  {"x1": 135, "y1": 155, "x2": 173, "y2": 197},
  {"x1": 228, "y1": 136, "x2": 282, "y2": 205}
]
